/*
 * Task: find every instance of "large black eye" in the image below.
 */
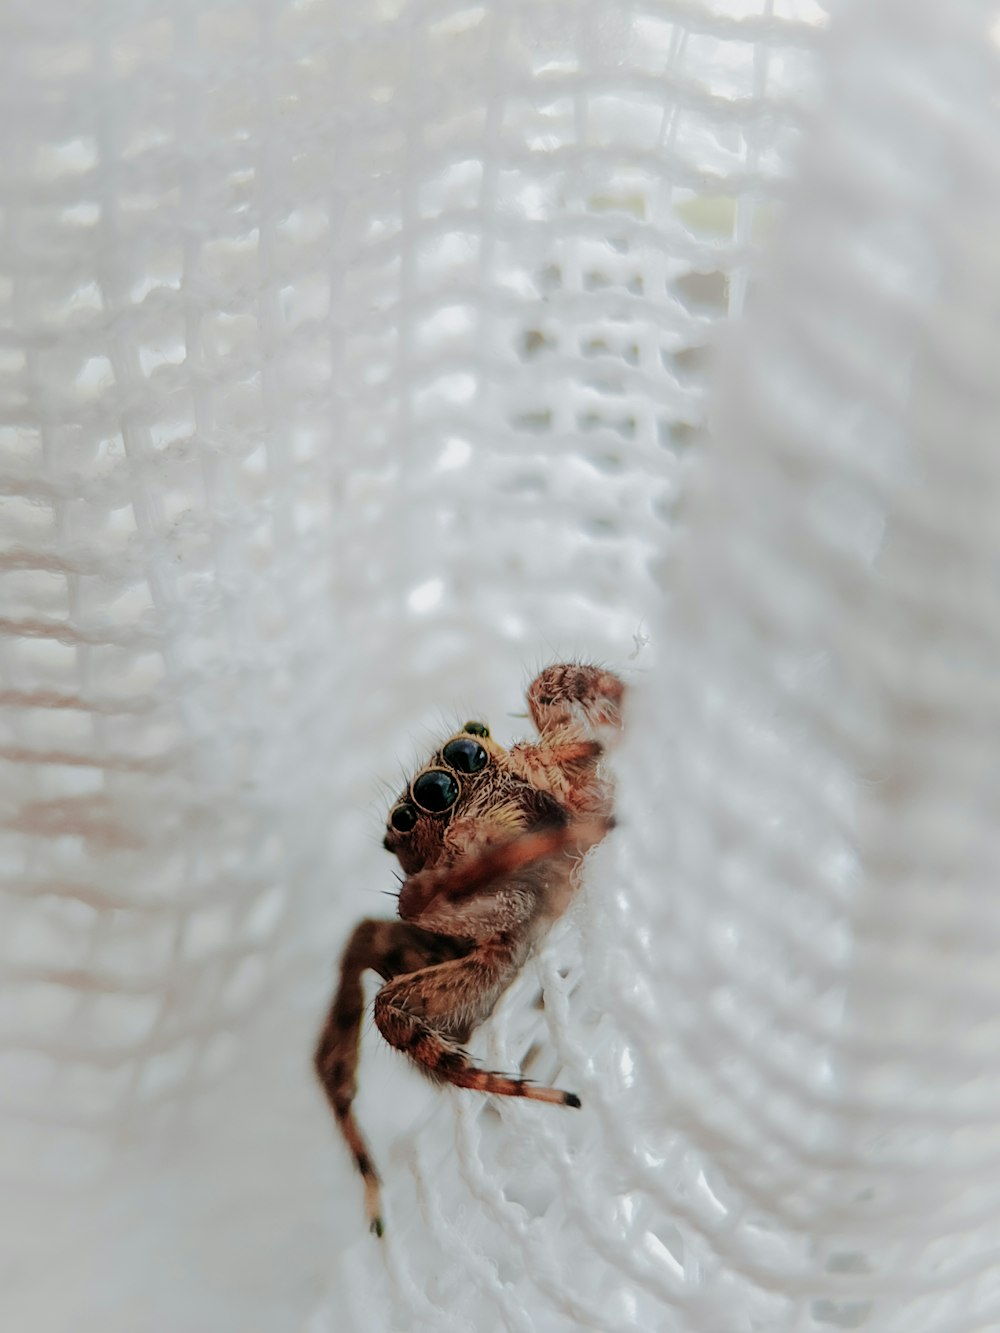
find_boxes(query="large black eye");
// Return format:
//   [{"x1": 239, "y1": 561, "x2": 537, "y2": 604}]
[
  {"x1": 411, "y1": 769, "x2": 459, "y2": 813},
  {"x1": 442, "y1": 737, "x2": 488, "y2": 774},
  {"x1": 463, "y1": 720, "x2": 489, "y2": 737},
  {"x1": 389, "y1": 803, "x2": 418, "y2": 833}
]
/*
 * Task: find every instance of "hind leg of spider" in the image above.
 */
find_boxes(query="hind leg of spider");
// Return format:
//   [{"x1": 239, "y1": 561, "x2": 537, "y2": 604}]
[
  {"x1": 314, "y1": 919, "x2": 469, "y2": 1237},
  {"x1": 373, "y1": 950, "x2": 583, "y2": 1109}
]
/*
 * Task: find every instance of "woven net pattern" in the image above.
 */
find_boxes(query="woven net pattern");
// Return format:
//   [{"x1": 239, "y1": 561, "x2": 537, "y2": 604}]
[{"x1": 3, "y1": 0, "x2": 999, "y2": 1330}]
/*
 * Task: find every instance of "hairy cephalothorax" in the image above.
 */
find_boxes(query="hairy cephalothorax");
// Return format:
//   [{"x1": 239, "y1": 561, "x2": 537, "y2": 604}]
[{"x1": 314, "y1": 663, "x2": 625, "y2": 1236}]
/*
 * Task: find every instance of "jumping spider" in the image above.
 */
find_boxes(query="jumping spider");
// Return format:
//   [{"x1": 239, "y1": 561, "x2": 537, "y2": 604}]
[{"x1": 314, "y1": 662, "x2": 624, "y2": 1236}]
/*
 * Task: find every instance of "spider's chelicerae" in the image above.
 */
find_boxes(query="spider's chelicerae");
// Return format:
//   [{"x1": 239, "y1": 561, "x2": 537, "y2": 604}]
[{"x1": 315, "y1": 663, "x2": 625, "y2": 1237}]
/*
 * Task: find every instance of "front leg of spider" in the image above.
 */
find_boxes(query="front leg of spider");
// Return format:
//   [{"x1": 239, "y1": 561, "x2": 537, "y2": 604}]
[{"x1": 315, "y1": 663, "x2": 624, "y2": 1236}]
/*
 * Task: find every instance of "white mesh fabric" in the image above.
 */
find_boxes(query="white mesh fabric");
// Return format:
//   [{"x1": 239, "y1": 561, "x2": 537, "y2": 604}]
[
  {"x1": 604, "y1": 5, "x2": 1000, "y2": 1331},
  {"x1": 0, "y1": 4, "x2": 352, "y2": 1326},
  {"x1": 3, "y1": 0, "x2": 999, "y2": 1331}
]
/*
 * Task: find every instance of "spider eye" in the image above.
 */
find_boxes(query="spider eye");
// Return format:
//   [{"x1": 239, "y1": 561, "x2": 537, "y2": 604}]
[
  {"x1": 463, "y1": 721, "x2": 489, "y2": 737},
  {"x1": 442, "y1": 737, "x2": 488, "y2": 774},
  {"x1": 389, "y1": 803, "x2": 418, "y2": 833},
  {"x1": 411, "y1": 769, "x2": 460, "y2": 813}
]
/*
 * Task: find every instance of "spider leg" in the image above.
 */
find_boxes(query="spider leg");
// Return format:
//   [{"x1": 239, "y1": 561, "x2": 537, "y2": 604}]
[
  {"x1": 543, "y1": 739, "x2": 605, "y2": 765},
  {"x1": 373, "y1": 948, "x2": 582, "y2": 1108},
  {"x1": 527, "y1": 663, "x2": 625, "y2": 736},
  {"x1": 397, "y1": 817, "x2": 612, "y2": 925},
  {"x1": 314, "y1": 919, "x2": 469, "y2": 1237}
]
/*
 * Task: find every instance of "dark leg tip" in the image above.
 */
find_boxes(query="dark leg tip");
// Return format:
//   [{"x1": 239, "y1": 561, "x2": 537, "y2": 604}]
[
  {"x1": 563, "y1": 1092, "x2": 582, "y2": 1109},
  {"x1": 371, "y1": 1216, "x2": 385, "y2": 1239}
]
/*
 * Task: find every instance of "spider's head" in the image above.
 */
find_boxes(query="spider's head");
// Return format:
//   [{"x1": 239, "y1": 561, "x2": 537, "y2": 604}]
[{"x1": 383, "y1": 721, "x2": 500, "y2": 875}]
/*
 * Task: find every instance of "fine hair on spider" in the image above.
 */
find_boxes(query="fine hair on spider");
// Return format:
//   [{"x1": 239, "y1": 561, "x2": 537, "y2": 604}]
[{"x1": 314, "y1": 662, "x2": 625, "y2": 1237}]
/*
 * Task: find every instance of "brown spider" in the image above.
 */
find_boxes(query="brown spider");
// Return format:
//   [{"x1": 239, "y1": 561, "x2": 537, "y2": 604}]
[{"x1": 314, "y1": 662, "x2": 624, "y2": 1236}]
